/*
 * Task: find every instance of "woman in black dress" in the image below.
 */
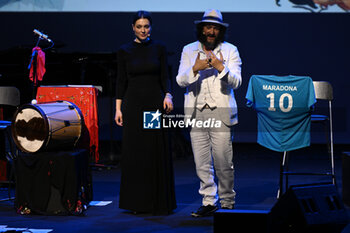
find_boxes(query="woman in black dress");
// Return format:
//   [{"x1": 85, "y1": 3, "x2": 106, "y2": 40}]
[{"x1": 114, "y1": 10, "x2": 176, "y2": 215}]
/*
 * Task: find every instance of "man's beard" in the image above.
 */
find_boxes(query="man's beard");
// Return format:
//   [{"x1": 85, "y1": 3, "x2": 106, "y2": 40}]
[{"x1": 200, "y1": 34, "x2": 220, "y2": 51}]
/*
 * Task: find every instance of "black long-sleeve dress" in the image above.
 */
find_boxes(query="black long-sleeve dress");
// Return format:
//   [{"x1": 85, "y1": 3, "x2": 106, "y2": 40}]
[{"x1": 116, "y1": 39, "x2": 176, "y2": 215}]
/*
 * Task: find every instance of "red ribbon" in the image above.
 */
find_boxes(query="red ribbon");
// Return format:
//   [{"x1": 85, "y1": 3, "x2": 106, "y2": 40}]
[{"x1": 29, "y1": 46, "x2": 46, "y2": 83}]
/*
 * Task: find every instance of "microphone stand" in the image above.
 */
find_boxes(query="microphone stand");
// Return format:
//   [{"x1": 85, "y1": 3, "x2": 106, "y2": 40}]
[{"x1": 28, "y1": 37, "x2": 42, "y2": 100}]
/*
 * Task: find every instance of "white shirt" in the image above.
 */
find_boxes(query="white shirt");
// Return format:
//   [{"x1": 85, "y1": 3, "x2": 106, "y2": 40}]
[{"x1": 176, "y1": 41, "x2": 242, "y2": 126}]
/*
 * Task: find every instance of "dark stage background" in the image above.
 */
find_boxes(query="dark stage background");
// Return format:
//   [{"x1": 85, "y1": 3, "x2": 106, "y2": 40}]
[{"x1": 0, "y1": 12, "x2": 349, "y2": 151}]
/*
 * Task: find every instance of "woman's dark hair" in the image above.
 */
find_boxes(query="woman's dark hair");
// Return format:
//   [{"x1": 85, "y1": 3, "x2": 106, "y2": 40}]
[
  {"x1": 132, "y1": 10, "x2": 152, "y2": 25},
  {"x1": 196, "y1": 23, "x2": 226, "y2": 43}
]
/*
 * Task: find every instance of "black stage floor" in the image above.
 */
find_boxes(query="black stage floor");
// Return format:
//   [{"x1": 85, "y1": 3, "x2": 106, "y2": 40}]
[{"x1": 1, "y1": 143, "x2": 350, "y2": 233}]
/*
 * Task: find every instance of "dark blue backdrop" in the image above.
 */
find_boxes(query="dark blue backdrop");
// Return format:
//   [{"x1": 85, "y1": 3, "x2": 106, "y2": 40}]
[{"x1": 0, "y1": 12, "x2": 349, "y2": 144}]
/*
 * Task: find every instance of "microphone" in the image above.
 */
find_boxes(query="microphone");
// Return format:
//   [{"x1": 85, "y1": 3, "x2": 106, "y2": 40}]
[{"x1": 33, "y1": 29, "x2": 52, "y2": 43}]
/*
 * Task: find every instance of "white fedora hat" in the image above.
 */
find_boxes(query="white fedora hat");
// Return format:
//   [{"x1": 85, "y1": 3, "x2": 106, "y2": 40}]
[{"x1": 194, "y1": 9, "x2": 229, "y2": 28}]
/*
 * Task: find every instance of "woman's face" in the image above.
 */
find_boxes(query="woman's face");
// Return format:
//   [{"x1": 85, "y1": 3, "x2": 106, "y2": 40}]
[{"x1": 132, "y1": 18, "x2": 151, "y2": 42}]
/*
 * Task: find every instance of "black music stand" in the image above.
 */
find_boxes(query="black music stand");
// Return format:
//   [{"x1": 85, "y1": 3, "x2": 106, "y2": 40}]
[
  {"x1": 0, "y1": 86, "x2": 20, "y2": 202},
  {"x1": 28, "y1": 38, "x2": 41, "y2": 99},
  {"x1": 28, "y1": 32, "x2": 54, "y2": 99}
]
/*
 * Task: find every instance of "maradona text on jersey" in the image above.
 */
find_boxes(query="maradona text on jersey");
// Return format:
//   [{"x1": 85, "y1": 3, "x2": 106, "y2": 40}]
[{"x1": 262, "y1": 85, "x2": 297, "y2": 91}]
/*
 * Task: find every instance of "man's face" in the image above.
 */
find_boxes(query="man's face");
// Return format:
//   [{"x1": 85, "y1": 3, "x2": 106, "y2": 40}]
[{"x1": 202, "y1": 23, "x2": 221, "y2": 50}]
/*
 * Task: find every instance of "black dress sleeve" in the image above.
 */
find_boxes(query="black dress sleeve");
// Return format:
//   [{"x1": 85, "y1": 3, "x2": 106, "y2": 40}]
[
  {"x1": 116, "y1": 48, "x2": 128, "y2": 99},
  {"x1": 159, "y1": 43, "x2": 170, "y2": 95}
]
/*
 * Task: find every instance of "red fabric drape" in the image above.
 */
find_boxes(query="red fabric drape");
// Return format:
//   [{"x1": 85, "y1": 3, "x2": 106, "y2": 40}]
[
  {"x1": 36, "y1": 87, "x2": 99, "y2": 162},
  {"x1": 29, "y1": 47, "x2": 46, "y2": 83},
  {"x1": 0, "y1": 160, "x2": 7, "y2": 181}
]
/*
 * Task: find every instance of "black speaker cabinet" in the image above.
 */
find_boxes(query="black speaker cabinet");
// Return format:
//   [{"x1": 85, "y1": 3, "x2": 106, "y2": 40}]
[
  {"x1": 269, "y1": 184, "x2": 349, "y2": 233},
  {"x1": 214, "y1": 209, "x2": 269, "y2": 233}
]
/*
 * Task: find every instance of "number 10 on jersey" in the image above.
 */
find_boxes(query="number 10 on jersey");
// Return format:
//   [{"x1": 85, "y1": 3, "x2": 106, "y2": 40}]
[{"x1": 266, "y1": 93, "x2": 293, "y2": 113}]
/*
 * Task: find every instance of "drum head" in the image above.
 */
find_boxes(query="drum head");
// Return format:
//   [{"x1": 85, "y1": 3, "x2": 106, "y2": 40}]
[{"x1": 12, "y1": 105, "x2": 48, "y2": 153}]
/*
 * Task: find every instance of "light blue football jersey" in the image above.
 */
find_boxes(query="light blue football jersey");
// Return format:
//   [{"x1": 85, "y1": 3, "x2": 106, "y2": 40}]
[{"x1": 246, "y1": 75, "x2": 316, "y2": 152}]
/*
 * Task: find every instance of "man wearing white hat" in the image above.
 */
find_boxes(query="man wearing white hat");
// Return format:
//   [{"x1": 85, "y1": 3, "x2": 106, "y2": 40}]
[{"x1": 176, "y1": 9, "x2": 242, "y2": 217}]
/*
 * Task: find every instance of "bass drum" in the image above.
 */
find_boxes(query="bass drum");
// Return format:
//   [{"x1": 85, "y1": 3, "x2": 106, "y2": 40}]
[{"x1": 12, "y1": 101, "x2": 83, "y2": 153}]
